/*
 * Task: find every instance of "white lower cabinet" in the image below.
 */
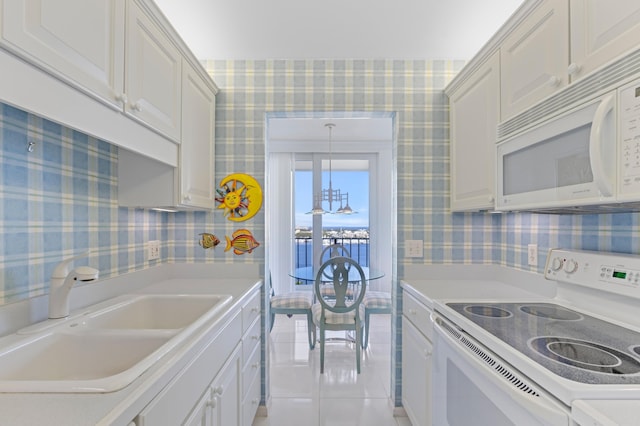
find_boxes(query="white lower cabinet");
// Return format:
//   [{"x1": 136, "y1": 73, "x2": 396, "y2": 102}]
[
  {"x1": 136, "y1": 287, "x2": 262, "y2": 426},
  {"x1": 241, "y1": 292, "x2": 263, "y2": 426},
  {"x1": 402, "y1": 291, "x2": 433, "y2": 426},
  {"x1": 184, "y1": 346, "x2": 241, "y2": 426},
  {"x1": 135, "y1": 312, "x2": 242, "y2": 425}
]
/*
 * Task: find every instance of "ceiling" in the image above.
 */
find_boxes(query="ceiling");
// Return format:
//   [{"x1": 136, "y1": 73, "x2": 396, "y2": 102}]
[
  {"x1": 154, "y1": 0, "x2": 523, "y2": 143},
  {"x1": 154, "y1": 0, "x2": 524, "y2": 60}
]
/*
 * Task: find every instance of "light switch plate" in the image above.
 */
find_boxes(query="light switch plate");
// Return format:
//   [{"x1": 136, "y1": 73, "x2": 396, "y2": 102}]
[{"x1": 406, "y1": 240, "x2": 423, "y2": 258}]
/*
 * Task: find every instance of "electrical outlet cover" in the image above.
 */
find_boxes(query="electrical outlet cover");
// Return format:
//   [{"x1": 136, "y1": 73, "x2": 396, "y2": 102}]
[{"x1": 527, "y1": 244, "x2": 537, "y2": 266}]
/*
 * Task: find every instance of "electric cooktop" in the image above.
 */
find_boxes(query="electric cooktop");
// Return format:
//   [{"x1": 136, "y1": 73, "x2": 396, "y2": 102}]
[{"x1": 446, "y1": 302, "x2": 640, "y2": 384}]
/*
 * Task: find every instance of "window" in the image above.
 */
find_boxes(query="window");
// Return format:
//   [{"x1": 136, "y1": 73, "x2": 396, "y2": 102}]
[{"x1": 294, "y1": 159, "x2": 370, "y2": 285}]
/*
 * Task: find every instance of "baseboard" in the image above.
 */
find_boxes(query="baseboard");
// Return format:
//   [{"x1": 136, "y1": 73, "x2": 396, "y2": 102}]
[
  {"x1": 256, "y1": 396, "x2": 271, "y2": 417},
  {"x1": 393, "y1": 406, "x2": 408, "y2": 417}
]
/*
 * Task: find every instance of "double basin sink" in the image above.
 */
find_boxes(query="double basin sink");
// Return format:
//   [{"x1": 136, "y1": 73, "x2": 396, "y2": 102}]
[{"x1": 0, "y1": 293, "x2": 232, "y2": 393}]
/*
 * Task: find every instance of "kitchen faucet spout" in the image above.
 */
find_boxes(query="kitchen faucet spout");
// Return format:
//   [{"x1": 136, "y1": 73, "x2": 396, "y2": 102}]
[{"x1": 48, "y1": 252, "x2": 99, "y2": 319}]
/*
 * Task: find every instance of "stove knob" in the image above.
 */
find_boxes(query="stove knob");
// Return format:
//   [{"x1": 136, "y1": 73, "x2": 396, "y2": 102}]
[
  {"x1": 550, "y1": 257, "x2": 564, "y2": 271},
  {"x1": 564, "y1": 259, "x2": 578, "y2": 274}
]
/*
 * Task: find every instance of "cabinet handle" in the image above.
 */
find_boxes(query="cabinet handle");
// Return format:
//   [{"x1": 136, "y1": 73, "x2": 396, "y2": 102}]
[
  {"x1": 213, "y1": 385, "x2": 224, "y2": 395},
  {"x1": 252, "y1": 399, "x2": 259, "y2": 405},
  {"x1": 131, "y1": 102, "x2": 142, "y2": 112},
  {"x1": 408, "y1": 309, "x2": 417, "y2": 315},
  {"x1": 548, "y1": 75, "x2": 561, "y2": 87},
  {"x1": 251, "y1": 335, "x2": 260, "y2": 341},
  {"x1": 567, "y1": 62, "x2": 582, "y2": 76},
  {"x1": 183, "y1": 194, "x2": 192, "y2": 202},
  {"x1": 424, "y1": 348, "x2": 433, "y2": 358},
  {"x1": 252, "y1": 362, "x2": 260, "y2": 369},
  {"x1": 115, "y1": 93, "x2": 128, "y2": 105},
  {"x1": 251, "y1": 307, "x2": 259, "y2": 313},
  {"x1": 206, "y1": 398, "x2": 216, "y2": 408}
]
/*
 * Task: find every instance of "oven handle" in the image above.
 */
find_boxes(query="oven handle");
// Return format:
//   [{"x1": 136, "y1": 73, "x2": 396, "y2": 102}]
[{"x1": 433, "y1": 315, "x2": 568, "y2": 426}]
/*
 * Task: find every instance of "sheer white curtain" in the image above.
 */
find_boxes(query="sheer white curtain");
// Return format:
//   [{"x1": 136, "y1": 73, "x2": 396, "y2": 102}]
[{"x1": 266, "y1": 152, "x2": 296, "y2": 295}]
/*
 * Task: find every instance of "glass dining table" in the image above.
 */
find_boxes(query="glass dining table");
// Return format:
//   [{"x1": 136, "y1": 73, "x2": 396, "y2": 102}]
[{"x1": 289, "y1": 266, "x2": 385, "y2": 283}]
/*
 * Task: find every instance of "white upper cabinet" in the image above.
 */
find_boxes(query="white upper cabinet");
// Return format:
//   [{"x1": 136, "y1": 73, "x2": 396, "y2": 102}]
[
  {"x1": 448, "y1": 52, "x2": 500, "y2": 211},
  {"x1": 126, "y1": 0, "x2": 181, "y2": 141},
  {"x1": 117, "y1": 60, "x2": 216, "y2": 210},
  {"x1": 0, "y1": 0, "x2": 194, "y2": 147},
  {"x1": 0, "y1": 0, "x2": 125, "y2": 109},
  {"x1": 569, "y1": 0, "x2": 640, "y2": 81},
  {"x1": 0, "y1": 0, "x2": 219, "y2": 209},
  {"x1": 500, "y1": 0, "x2": 569, "y2": 120},
  {"x1": 179, "y1": 59, "x2": 216, "y2": 209}
]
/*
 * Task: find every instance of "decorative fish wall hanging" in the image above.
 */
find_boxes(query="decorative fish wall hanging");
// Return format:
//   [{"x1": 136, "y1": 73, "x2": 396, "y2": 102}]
[
  {"x1": 198, "y1": 233, "x2": 220, "y2": 249},
  {"x1": 225, "y1": 229, "x2": 260, "y2": 255}
]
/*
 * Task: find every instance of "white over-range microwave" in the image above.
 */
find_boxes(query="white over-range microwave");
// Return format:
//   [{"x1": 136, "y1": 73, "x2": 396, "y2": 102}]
[{"x1": 496, "y1": 59, "x2": 640, "y2": 213}]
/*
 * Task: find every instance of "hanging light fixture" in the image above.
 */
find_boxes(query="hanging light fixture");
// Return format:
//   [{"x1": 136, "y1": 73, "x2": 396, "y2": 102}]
[{"x1": 307, "y1": 123, "x2": 356, "y2": 215}]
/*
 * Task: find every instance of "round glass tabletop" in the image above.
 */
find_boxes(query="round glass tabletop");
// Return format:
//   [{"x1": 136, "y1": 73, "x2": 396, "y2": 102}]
[{"x1": 289, "y1": 266, "x2": 385, "y2": 282}]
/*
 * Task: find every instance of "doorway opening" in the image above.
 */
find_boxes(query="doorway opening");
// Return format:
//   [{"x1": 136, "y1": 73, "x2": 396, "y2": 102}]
[{"x1": 264, "y1": 112, "x2": 396, "y2": 403}]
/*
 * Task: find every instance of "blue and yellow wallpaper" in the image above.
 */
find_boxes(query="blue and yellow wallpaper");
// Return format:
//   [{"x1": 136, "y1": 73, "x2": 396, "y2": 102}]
[{"x1": 3, "y1": 59, "x2": 640, "y2": 406}]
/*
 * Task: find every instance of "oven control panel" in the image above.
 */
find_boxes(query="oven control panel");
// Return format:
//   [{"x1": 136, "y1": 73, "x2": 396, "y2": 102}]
[{"x1": 545, "y1": 249, "x2": 640, "y2": 299}]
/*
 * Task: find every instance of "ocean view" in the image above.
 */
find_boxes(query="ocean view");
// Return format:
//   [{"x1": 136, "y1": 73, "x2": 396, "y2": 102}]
[{"x1": 294, "y1": 227, "x2": 370, "y2": 270}]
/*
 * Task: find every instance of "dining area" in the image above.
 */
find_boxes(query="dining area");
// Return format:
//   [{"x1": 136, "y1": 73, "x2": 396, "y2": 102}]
[
  {"x1": 269, "y1": 244, "x2": 391, "y2": 374},
  {"x1": 259, "y1": 245, "x2": 402, "y2": 426}
]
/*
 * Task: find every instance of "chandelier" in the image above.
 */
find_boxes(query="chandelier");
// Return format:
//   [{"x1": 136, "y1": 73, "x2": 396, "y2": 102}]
[{"x1": 308, "y1": 123, "x2": 355, "y2": 215}]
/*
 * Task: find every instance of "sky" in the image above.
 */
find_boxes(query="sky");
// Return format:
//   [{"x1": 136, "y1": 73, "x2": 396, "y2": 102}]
[{"x1": 295, "y1": 170, "x2": 369, "y2": 228}]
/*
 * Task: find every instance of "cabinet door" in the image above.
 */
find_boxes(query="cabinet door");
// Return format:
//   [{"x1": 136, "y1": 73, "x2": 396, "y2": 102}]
[
  {"x1": 402, "y1": 316, "x2": 432, "y2": 426},
  {"x1": 183, "y1": 389, "x2": 213, "y2": 426},
  {"x1": 501, "y1": 0, "x2": 569, "y2": 120},
  {"x1": 211, "y1": 348, "x2": 242, "y2": 426},
  {"x1": 126, "y1": 0, "x2": 181, "y2": 141},
  {"x1": 449, "y1": 52, "x2": 500, "y2": 211},
  {"x1": 180, "y1": 60, "x2": 216, "y2": 209},
  {"x1": 0, "y1": 0, "x2": 125, "y2": 108},
  {"x1": 570, "y1": 0, "x2": 640, "y2": 80}
]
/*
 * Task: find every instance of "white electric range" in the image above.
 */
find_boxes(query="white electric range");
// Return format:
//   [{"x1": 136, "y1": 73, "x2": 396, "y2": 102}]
[{"x1": 432, "y1": 249, "x2": 640, "y2": 425}]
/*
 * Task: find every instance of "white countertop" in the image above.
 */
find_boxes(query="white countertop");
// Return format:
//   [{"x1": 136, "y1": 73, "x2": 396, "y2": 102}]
[
  {"x1": 0, "y1": 264, "x2": 262, "y2": 426},
  {"x1": 400, "y1": 263, "x2": 556, "y2": 309}
]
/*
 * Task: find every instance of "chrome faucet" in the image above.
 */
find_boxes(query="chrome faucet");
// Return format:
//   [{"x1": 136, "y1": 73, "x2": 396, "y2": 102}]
[{"x1": 48, "y1": 252, "x2": 99, "y2": 319}]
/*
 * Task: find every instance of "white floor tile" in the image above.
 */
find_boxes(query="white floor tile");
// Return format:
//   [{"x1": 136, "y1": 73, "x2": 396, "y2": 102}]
[
  {"x1": 319, "y1": 398, "x2": 397, "y2": 426},
  {"x1": 257, "y1": 313, "x2": 411, "y2": 426}
]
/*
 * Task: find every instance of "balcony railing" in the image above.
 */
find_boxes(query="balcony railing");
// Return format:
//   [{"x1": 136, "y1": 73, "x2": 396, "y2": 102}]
[{"x1": 295, "y1": 237, "x2": 370, "y2": 285}]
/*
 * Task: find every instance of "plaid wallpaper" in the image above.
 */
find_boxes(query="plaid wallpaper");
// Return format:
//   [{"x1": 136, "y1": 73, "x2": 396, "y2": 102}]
[{"x1": 4, "y1": 59, "x2": 640, "y2": 406}]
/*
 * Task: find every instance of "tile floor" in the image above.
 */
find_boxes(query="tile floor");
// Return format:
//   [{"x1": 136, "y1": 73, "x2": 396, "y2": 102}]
[{"x1": 253, "y1": 313, "x2": 412, "y2": 426}]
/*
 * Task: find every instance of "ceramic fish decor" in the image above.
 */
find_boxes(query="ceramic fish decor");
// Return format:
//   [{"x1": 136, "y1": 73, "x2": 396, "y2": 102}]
[
  {"x1": 198, "y1": 233, "x2": 220, "y2": 249},
  {"x1": 225, "y1": 229, "x2": 260, "y2": 255}
]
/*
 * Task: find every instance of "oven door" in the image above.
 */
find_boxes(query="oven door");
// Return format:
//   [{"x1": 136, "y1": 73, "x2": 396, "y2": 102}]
[{"x1": 432, "y1": 314, "x2": 569, "y2": 426}]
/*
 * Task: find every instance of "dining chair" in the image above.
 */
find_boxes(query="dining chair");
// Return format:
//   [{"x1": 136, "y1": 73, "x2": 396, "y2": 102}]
[
  {"x1": 312, "y1": 256, "x2": 366, "y2": 373},
  {"x1": 269, "y1": 272, "x2": 316, "y2": 349},
  {"x1": 319, "y1": 243, "x2": 351, "y2": 265},
  {"x1": 362, "y1": 291, "x2": 392, "y2": 349},
  {"x1": 319, "y1": 243, "x2": 352, "y2": 298}
]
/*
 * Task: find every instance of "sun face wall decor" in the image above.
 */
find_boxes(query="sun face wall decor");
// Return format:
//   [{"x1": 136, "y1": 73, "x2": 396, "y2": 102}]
[{"x1": 215, "y1": 173, "x2": 263, "y2": 222}]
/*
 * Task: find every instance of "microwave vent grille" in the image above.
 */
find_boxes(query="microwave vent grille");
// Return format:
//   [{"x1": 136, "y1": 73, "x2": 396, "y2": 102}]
[{"x1": 498, "y1": 47, "x2": 640, "y2": 140}]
